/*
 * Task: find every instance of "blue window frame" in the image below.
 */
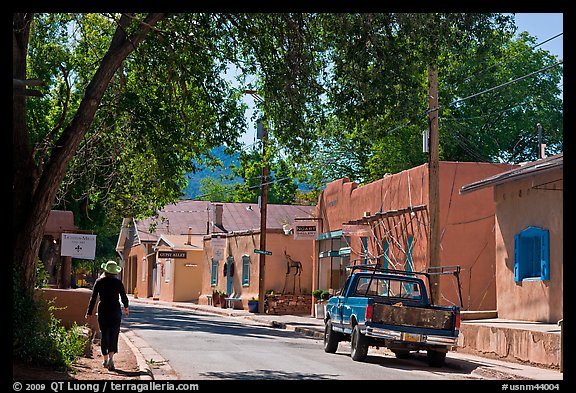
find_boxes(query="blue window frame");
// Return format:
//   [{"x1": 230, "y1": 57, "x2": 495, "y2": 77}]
[
  {"x1": 210, "y1": 259, "x2": 219, "y2": 286},
  {"x1": 404, "y1": 236, "x2": 414, "y2": 293},
  {"x1": 381, "y1": 240, "x2": 390, "y2": 269},
  {"x1": 406, "y1": 235, "x2": 414, "y2": 271},
  {"x1": 514, "y1": 227, "x2": 550, "y2": 282},
  {"x1": 242, "y1": 255, "x2": 250, "y2": 286}
]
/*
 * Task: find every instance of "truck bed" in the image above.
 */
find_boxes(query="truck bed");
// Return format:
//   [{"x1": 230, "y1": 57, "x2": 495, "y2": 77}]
[{"x1": 372, "y1": 302, "x2": 455, "y2": 330}]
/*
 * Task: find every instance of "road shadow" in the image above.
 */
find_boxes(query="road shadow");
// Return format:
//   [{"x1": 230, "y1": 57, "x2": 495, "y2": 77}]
[
  {"x1": 328, "y1": 345, "x2": 526, "y2": 379},
  {"x1": 200, "y1": 369, "x2": 338, "y2": 380},
  {"x1": 125, "y1": 304, "x2": 309, "y2": 342}
]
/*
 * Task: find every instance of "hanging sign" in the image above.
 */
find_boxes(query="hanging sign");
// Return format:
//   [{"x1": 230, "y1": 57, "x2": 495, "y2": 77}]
[
  {"x1": 158, "y1": 251, "x2": 187, "y2": 259},
  {"x1": 61, "y1": 233, "x2": 97, "y2": 260},
  {"x1": 212, "y1": 235, "x2": 226, "y2": 260},
  {"x1": 294, "y1": 221, "x2": 317, "y2": 240}
]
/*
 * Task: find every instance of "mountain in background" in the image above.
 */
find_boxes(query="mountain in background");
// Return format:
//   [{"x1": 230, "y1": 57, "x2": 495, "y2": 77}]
[
  {"x1": 184, "y1": 146, "x2": 240, "y2": 199},
  {"x1": 184, "y1": 145, "x2": 314, "y2": 200}
]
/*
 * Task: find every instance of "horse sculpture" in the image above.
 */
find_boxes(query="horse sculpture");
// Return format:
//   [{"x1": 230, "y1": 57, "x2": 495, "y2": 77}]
[{"x1": 282, "y1": 251, "x2": 302, "y2": 294}]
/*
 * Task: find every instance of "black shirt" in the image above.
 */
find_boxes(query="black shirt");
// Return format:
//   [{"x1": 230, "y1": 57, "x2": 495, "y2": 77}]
[{"x1": 87, "y1": 275, "x2": 129, "y2": 321}]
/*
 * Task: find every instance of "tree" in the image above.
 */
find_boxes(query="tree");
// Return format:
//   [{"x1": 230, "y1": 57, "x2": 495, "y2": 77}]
[
  {"x1": 224, "y1": 147, "x2": 299, "y2": 205},
  {"x1": 14, "y1": 12, "x2": 530, "y2": 295},
  {"x1": 14, "y1": 12, "x2": 327, "y2": 293},
  {"x1": 197, "y1": 176, "x2": 236, "y2": 203},
  {"x1": 14, "y1": 13, "x2": 169, "y2": 292},
  {"x1": 295, "y1": 14, "x2": 562, "y2": 185}
]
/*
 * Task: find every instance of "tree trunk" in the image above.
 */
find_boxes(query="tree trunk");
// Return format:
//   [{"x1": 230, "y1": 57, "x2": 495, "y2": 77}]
[{"x1": 12, "y1": 13, "x2": 166, "y2": 292}]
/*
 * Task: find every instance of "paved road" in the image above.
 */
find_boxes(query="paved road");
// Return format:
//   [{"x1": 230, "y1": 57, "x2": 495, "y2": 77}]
[{"x1": 124, "y1": 302, "x2": 508, "y2": 381}]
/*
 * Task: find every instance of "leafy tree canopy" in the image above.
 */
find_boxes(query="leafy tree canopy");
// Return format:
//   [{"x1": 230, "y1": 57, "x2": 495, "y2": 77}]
[{"x1": 15, "y1": 12, "x2": 562, "y2": 292}]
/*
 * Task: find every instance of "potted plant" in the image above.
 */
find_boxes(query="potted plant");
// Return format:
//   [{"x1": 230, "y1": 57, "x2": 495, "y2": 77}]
[
  {"x1": 218, "y1": 290, "x2": 228, "y2": 308},
  {"x1": 313, "y1": 289, "x2": 325, "y2": 319},
  {"x1": 212, "y1": 288, "x2": 220, "y2": 307},
  {"x1": 247, "y1": 297, "x2": 259, "y2": 313}
]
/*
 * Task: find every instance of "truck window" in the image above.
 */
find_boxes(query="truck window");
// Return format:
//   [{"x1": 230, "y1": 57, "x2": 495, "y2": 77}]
[{"x1": 354, "y1": 276, "x2": 423, "y2": 300}]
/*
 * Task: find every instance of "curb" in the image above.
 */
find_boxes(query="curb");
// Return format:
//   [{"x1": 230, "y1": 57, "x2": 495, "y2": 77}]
[{"x1": 120, "y1": 331, "x2": 154, "y2": 380}]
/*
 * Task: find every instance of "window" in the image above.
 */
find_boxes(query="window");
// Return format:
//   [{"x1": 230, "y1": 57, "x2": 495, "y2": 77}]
[
  {"x1": 406, "y1": 235, "x2": 414, "y2": 271},
  {"x1": 242, "y1": 255, "x2": 250, "y2": 286},
  {"x1": 354, "y1": 277, "x2": 422, "y2": 300},
  {"x1": 381, "y1": 240, "x2": 390, "y2": 269},
  {"x1": 210, "y1": 259, "x2": 219, "y2": 286},
  {"x1": 164, "y1": 259, "x2": 171, "y2": 283},
  {"x1": 514, "y1": 227, "x2": 550, "y2": 282},
  {"x1": 142, "y1": 258, "x2": 147, "y2": 281},
  {"x1": 361, "y1": 236, "x2": 369, "y2": 263}
]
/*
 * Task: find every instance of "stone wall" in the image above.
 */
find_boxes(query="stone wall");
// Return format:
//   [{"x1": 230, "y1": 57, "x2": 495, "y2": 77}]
[{"x1": 265, "y1": 294, "x2": 312, "y2": 315}]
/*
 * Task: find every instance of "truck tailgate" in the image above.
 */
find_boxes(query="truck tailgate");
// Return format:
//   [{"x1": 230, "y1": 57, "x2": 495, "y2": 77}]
[{"x1": 373, "y1": 303, "x2": 455, "y2": 330}]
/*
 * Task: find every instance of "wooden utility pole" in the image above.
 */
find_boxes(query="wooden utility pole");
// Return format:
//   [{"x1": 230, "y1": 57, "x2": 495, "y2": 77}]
[
  {"x1": 427, "y1": 65, "x2": 441, "y2": 305},
  {"x1": 258, "y1": 120, "x2": 269, "y2": 313}
]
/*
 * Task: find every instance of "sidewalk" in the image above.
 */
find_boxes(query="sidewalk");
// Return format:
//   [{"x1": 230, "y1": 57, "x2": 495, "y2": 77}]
[{"x1": 126, "y1": 296, "x2": 563, "y2": 381}]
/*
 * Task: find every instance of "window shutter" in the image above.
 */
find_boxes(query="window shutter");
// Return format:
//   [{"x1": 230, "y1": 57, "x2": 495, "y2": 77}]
[
  {"x1": 211, "y1": 259, "x2": 218, "y2": 286},
  {"x1": 514, "y1": 234, "x2": 521, "y2": 282},
  {"x1": 242, "y1": 255, "x2": 250, "y2": 286},
  {"x1": 540, "y1": 229, "x2": 550, "y2": 280}
]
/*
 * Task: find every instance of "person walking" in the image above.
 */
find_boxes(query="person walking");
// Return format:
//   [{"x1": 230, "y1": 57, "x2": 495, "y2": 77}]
[{"x1": 86, "y1": 260, "x2": 129, "y2": 370}]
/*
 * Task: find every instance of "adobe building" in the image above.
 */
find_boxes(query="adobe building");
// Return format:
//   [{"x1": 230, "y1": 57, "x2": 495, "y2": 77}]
[
  {"x1": 116, "y1": 200, "x2": 315, "y2": 310},
  {"x1": 199, "y1": 202, "x2": 315, "y2": 312},
  {"x1": 313, "y1": 161, "x2": 517, "y2": 312},
  {"x1": 116, "y1": 200, "x2": 213, "y2": 299},
  {"x1": 460, "y1": 153, "x2": 563, "y2": 323},
  {"x1": 154, "y1": 234, "x2": 204, "y2": 302}
]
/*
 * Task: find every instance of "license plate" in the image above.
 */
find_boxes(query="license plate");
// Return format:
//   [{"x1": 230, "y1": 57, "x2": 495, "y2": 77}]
[{"x1": 402, "y1": 333, "x2": 422, "y2": 342}]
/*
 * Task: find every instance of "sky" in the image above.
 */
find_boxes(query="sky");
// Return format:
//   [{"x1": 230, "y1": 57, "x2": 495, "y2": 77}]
[
  {"x1": 513, "y1": 13, "x2": 563, "y2": 59},
  {"x1": 239, "y1": 13, "x2": 564, "y2": 146}
]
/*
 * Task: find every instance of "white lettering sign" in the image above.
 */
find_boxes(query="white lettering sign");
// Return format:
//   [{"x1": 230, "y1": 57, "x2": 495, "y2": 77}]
[
  {"x1": 212, "y1": 236, "x2": 226, "y2": 260},
  {"x1": 294, "y1": 221, "x2": 317, "y2": 240},
  {"x1": 61, "y1": 233, "x2": 97, "y2": 260}
]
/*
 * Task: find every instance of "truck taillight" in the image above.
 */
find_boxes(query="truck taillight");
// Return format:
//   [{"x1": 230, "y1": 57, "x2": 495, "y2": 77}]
[
  {"x1": 455, "y1": 312, "x2": 461, "y2": 329},
  {"x1": 366, "y1": 303, "x2": 373, "y2": 322}
]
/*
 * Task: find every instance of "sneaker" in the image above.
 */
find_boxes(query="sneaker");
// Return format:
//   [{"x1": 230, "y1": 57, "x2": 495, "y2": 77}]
[
  {"x1": 102, "y1": 359, "x2": 109, "y2": 368},
  {"x1": 108, "y1": 360, "x2": 115, "y2": 371}
]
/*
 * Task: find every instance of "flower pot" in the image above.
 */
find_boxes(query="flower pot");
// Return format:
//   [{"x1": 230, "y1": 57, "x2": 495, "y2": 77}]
[
  {"x1": 248, "y1": 300, "x2": 258, "y2": 313},
  {"x1": 315, "y1": 303, "x2": 325, "y2": 319}
]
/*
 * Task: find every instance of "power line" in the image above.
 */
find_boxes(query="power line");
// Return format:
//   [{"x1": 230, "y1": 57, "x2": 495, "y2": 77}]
[
  {"x1": 447, "y1": 60, "x2": 563, "y2": 108},
  {"x1": 453, "y1": 32, "x2": 563, "y2": 90},
  {"x1": 382, "y1": 59, "x2": 562, "y2": 136}
]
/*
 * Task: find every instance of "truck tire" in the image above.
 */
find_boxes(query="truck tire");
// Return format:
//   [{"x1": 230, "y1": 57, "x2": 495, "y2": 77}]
[
  {"x1": 350, "y1": 324, "x2": 368, "y2": 361},
  {"x1": 324, "y1": 319, "x2": 340, "y2": 353},
  {"x1": 427, "y1": 349, "x2": 447, "y2": 367}
]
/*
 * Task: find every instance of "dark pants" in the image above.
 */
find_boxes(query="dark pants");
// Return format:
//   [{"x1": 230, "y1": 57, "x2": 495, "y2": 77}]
[{"x1": 98, "y1": 305, "x2": 122, "y2": 355}]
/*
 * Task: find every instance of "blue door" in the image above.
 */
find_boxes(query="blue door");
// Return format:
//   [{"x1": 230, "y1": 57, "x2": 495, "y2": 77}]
[{"x1": 226, "y1": 256, "x2": 234, "y2": 295}]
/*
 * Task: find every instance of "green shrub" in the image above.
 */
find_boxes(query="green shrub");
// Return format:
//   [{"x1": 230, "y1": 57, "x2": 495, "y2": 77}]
[
  {"x1": 312, "y1": 289, "x2": 323, "y2": 300},
  {"x1": 321, "y1": 290, "x2": 331, "y2": 300},
  {"x1": 13, "y1": 282, "x2": 88, "y2": 370}
]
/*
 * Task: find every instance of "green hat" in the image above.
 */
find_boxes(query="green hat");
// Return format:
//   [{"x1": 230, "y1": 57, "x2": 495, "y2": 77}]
[{"x1": 101, "y1": 260, "x2": 122, "y2": 274}]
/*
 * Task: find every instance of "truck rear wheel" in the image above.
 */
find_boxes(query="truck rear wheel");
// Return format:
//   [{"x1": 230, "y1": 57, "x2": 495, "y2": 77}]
[
  {"x1": 427, "y1": 349, "x2": 447, "y2": 367},
  {"x1": 324, "y1": 319, "x2": 340, "y2": 353},
  {"x1": 350, "y1": 324, "x2": 368, "y2": 361}
]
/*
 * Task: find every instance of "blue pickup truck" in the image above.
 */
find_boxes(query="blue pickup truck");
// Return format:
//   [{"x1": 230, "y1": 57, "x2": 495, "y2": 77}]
[{"x1": 323, "y1": 265, "x2": 461, "y2": 367}]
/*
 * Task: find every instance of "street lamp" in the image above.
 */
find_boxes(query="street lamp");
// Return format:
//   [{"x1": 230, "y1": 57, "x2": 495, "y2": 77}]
[{"x1": 243, "y1": 90, "x2": 268, "y2": 314}]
